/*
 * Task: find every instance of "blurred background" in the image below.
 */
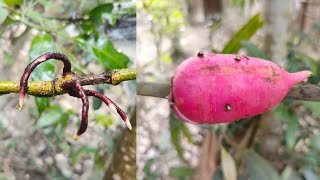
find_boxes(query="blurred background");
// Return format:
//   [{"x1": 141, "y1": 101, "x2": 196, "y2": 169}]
[
  {"x1": 0, "y1": 0, "x2": 136, "y2": 179},
  {"x1": 137, "y1": 0, "x2": 319, "y2": 179}
]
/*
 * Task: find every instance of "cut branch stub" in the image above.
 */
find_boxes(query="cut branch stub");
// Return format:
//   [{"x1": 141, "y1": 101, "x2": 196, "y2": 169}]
[{"x1": 17, "y1": 52, "x2": 132, "y2": 141}]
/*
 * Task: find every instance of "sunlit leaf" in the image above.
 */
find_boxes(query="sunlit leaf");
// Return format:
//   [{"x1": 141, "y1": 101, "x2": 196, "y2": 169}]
[
  {"x1": 160, "y1": 52, "x2": 172, "y2": 64},
  {"x1": 181, "y1": 122, "x2": 194, "y2": 144},
  {"x1": 92, "y1": 40, "x2": 130, "y2": 69},
  {"x1": 95, "y1": 114, "x2": 116, "y2": 128},
  {"x1": 222, "y1": 13, "x2": 263, "y2": 54},
  {"x1": 221, "y1": 147, "x2": 237, "y2": 180},
  {"x1": 3, "y1": 0, "x2": 22, "y2": 7},
  {"x1": 0, "y1": 7, "x2": 8, "y2": 26},
  {"x1": 0, "y1": 172, "x2": 9, "y2": 180}
]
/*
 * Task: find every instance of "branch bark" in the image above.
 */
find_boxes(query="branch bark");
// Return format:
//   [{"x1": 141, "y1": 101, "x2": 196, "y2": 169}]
[
  {"x1": 0, "y1": 68, "x2": 136, "y2": 96},
  {"x1": 137, "y1": 81, "x2": 320, "y2": 101}
]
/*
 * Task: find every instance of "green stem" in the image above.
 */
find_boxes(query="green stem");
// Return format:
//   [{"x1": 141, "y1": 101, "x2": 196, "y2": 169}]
[{"x1": 112, "y1": 68, "x2": 136, "y2": 85}]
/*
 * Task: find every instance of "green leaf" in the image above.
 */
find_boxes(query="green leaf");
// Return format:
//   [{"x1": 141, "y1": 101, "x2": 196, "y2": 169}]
[
  {"x1": 92, "y1": 40, "x2": 130, "y2": 69},
  {"x1": 169, "y1": 111, "x2": 186, "y2": 162},
  {"x1": 93, "y1": 85, "x2": 104, "y2": 110},
  {"x1": 89, "y1": 3, "x2": 113, "y2": 27},
  {"x1": 25, "y1": 10, "x2": 43, "y2": 23},
  {"x1": 169, "y1": 167, "x2": 195, "y2": 177},
  {"x1": 286, "y1": 115, "x2": 298, "y2": 151},
  {"x1": 0, "y1": 7, "x2": 8, "y2": 26},
  {"x1": 303, "y1": 102, "x2": 320, "y2": 118},
  {"x1": 143, "y1": 158, "x2": 155, "y2": 174},
  {"x1": 36, "y1": 105, "x2": 63, "y2": 128},
  {"x1": 29, "y1": 34, "x2": 55, "y2": 81},
  {"x1": 273, "y1": 104, "x2": 298, "y2": 150},
  {"x1": 181, "y1": 122, "x2": 194, "y2": 144},
  {"x1": 160, "y1": 52, "x2": 173, "y2": 64},
  {"x1": 3, "y1": 0, "x2": 22, "y2": 7},
  {"x1": 71, "y1": 145, "x2": 97, "y2": 165},
  {"x1": 4, "y1": 51, "x2": 14, "y2": 66},
  {"x1": 241, "y1": 41, "x2": 267, "y2": 59},
  {"x1": 221, "y1": 147, "x2": 237, "y2": 180},
  {"x1": 35, "y1": 97, "x2": 50, "y2": 115},
  {"x1": 243, "y1": 150, "x2": 280, "y2": 180},
  {"x1": 143, "y1": 158, "x2": 160, "y2": 180},
  {"x1": 95, "y1": 114, "x2": 116, "y2": 128},
  {"x1": 0, "y1": 172, "x2": 10, "y2": 180},
  {"x1": 29, "y1": 34, "x2": 55, "y2": 114},
  {"x1": 222, "y1": 13, "x2": 264, "y2": 54}
]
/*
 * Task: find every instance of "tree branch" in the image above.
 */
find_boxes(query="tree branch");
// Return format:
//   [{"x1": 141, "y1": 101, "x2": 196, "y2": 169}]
[
  {"x1": 0, "y1": 51, "x2": 136, "y2": 139},
  {"x1": 137, "y1": 81, "x2": 320, "y2": 101},
  {"x1": 0, "y1": 68, "x2": 136, "y2": 96},
  {"x1": 137, "y1": 81, "x2": 170, "y2": 98}
]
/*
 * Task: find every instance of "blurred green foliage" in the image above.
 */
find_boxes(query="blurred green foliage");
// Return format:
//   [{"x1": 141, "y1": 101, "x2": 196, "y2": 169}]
[
  {"x1": 0, "y1": 0, "x2": 135, "y2": 178},
  {"x1": 141, "y1": 0, "x2": 320, "y2": 179},
  {"x1": 169, "y1": 111, "x2": 194, "y2": 163},
  {"x1": 222, "y1": 13, "x2": 263, "y2": 54},
  {"x1": 140, "y1": 0, "x2": 186, "y2": 65}
]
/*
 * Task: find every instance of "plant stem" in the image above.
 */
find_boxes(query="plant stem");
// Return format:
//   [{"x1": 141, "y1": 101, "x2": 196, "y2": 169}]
[
  {"x1": 0, "y1": 68, "x2": 136, "y2": 96},
  {"x1": 112, "y1": 68, "x2": 136, "y2": 85}
]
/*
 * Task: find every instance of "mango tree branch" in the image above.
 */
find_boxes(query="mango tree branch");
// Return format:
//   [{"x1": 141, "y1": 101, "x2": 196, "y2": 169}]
[
  {"x1": 0, "y1": 68, "x2": 136, "y2": 96},
  {"x1": 137, "y1": 81, "x2": 320, "y2": 101}
]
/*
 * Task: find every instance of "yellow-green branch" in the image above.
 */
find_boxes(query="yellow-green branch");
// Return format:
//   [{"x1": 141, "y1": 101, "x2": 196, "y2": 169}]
[{"x1": 0, "y1": 68, "x2": 136, "y2": 97}]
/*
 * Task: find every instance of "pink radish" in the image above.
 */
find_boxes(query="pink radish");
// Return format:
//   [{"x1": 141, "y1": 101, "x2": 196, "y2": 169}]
[{"x1": 169, "y1": 53, "x2": 311, "y2": 124}]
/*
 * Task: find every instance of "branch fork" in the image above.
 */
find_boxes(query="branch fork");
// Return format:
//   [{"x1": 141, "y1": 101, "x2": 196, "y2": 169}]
[{"x1": 16, "y1": 52, "x2": 132, "y2": 140}]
